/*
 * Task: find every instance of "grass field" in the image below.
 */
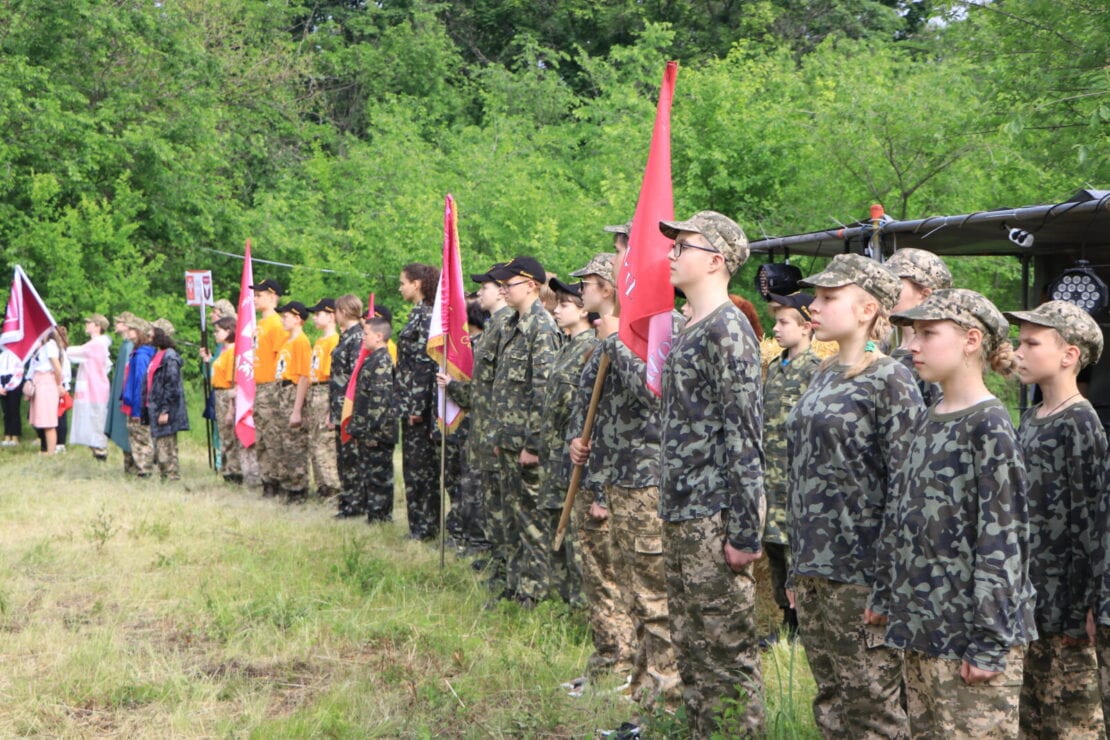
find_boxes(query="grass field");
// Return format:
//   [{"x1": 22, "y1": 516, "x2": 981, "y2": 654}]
[{"x1": 0, "y1": 439, "x2": 817, "y2": 738}]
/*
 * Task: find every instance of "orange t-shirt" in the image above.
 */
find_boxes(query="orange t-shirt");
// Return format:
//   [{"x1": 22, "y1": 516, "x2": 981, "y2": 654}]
[
  {"x1": 277, "y1": 331, "x2": 311, "y2": 383},
  {"x1": 254, "y1": 312, "x2": 288, "y2": 384},
  {"x1": 211, "y1": 346, "x2": 235, "y2": 389},
  {"x1": 310, "y1": 333, "x2": 339, "y2": 383}
]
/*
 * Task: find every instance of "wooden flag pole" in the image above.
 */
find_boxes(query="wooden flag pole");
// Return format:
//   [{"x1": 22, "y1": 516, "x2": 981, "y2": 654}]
[
  {"x1": 552, "y1": 352, "x2": 610, "y2": 551},
  {"x1": 438, "y1": 344, "x2": 449, "y2": 568}
]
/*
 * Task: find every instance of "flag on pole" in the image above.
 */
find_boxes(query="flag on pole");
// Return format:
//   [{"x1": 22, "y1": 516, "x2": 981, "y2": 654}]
[
  {"x1": 234, "y1": 239, "x2": 257, "y2": 447},
  {"x1": 426, "y1": 193, "x2": 474, "y2": 432},
  {"x1": 617, "y1": 60, "x2": 678, "y2": 396},
  {"x1": 0, "y1": 265, "x2": 57, "y2": 364},
  {"x1": 339, "y1": 294, "x2": 373, "y2": 443}
]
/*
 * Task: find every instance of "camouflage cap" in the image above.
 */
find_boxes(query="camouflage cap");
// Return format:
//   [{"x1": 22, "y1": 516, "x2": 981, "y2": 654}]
[
  {"x1": 570, "y1": 252, "x2": 616, "y2": 286},
  {"x1": 152, "y1": 318, "x2": 175, "y2": 337},
  {"x1": 603, "y1": 221, "x2": 631, "y2": 236},
  {"x1": 659, "y1": 211, "x2": 750, "y2": 274},
  {"x1": 128, "y1": 317, "x2": 152, "y2": 337},
  {"x1": 800, "y1": 253, "x2": 901, "y2": 312},
  {"x1": 113, "y1": 310, "x2": 137, "y2": 326},
  {"x1": 884, "y1": 248, "x2": 952, "y2": 290},
  {"x1": 1005, "y1": 300, "x2": 1104, "y2": 367},
  {"x1": 892, "y1": 288, "x2": 1010, "y2": 353},
  {"x1": 212, "y1": 298, "x2": 237, "y2": 319}
]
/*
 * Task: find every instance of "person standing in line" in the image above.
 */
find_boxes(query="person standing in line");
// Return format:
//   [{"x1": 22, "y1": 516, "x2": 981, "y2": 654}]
[
  {"x1": 396, "y1": 263, "x2": 441, "y2": 541},
  {"x1": 67, "y1": 314, "x2": 113, "y2": 460},
  {"x1": 250, "y1": 278, "x2": 289, "y2": 498},
  {"x1": 348, "y1": 312, "x2": 399, "y2": 524},
  {"x1": 209, "y1": 317, "x2": 242, "y2": 485},
  {"x1": 0, "y1": 346, "x2": 24, "y2": 446},
  {"x1": 28, "y1": 329, "x2": 64, "y2": 455},
  {"x1": 121, "y1": 317, "x2": 155, "y2": 476},
  {"x1": 105, "y1": 313, "x2": 135, "y2": 470},
  {"x1": 274, "y1": 301, "x2": 312, "y2": 502},
  {"x1": 146, "y1": 324, "x2": 189, "y2": 481},
  {"x1": 868, "y1": 289, "x2": 1036, "y2": 737},
  {"x1": 330, "y1": 294, "x2": 365, "y2": 518},
  {"x1": 885, "y1": 248, "x2": 953, "y2": 407},
  {"x1": 656, "y1": 211, "x2": 765, "y2": 735},
  {"x1": 306, "y1": 298, "x2": 341, "y2": 499}
]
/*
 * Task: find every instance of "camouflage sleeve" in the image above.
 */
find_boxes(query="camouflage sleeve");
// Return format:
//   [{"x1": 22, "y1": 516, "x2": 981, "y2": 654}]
[
  {"x1": 605, "y1": 338, "x2": 657, "y2": 411},
  {"x1": 1077, "y1": 413, "x2": 1109, "y2": 617},
  {"x1": 523, "y1": 325, "x2": 558, "y2": 455},
  {"x1": 570, "y1": 345, "x2": 606, "y2": 507},
  {"x1": 348, "y1": 354, "x2": 394, "y2": 444},
  {"x1": 964, "y1": 416, "x2": 1030, "y2": 672},
  {"x1": 446, "y1": 378, "x2": 472, "y2": 409},
  {"x1": 405, "y1": 307, "x2": 437, "y2": 418},
  {"x1": 716, "y1": 334, "x2": 765, "y2": 552}
]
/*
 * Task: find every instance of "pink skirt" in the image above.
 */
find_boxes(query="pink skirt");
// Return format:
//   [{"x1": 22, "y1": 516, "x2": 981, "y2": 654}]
[{"x1": 29, "y1": 371, "x2": 59, "y2": 429}]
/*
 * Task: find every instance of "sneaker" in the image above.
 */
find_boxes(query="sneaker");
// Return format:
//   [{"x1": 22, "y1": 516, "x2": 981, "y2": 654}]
[
  {"x1": 55, "y1": 445, "x2": 65, "y2": 453},
  {"x1": 561, "y1": 675, "x2": 588, "y2": 698},
  {"x1": 599, "y1": 721, "x2": 641, "y2": 739}
]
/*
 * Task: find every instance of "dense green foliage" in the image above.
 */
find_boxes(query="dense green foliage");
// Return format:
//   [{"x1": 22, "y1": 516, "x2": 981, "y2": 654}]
[{"x1": 0, "y1": 0, "x2": 1105, "y2": 344}]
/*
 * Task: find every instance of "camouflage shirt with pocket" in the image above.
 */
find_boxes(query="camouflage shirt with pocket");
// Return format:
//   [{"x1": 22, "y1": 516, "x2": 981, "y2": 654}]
[
  {"x1": 538, "y1": 328, "x2": 598, "y2": 509},
  {"x1": 490, "y1": 300, "x2": 558, "y2": 454}
]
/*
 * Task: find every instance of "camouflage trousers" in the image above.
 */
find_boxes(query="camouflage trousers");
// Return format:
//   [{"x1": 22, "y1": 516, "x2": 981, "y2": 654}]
[
  {"x1": 571, "y1": 488, "x2": 635, "y2": 678},
  {"x1": 607, "y1": 484, "x2": 681, "y2": 709},
  {"x1": 1098, "y1": 625, "x2": 1110, "y2": 739},
  {"x1": 1020, "y1": 634, "x2": 1103, "y2": 739},
  {"x1": 126, "y1": 417, "x2": 153, "y2": 476},
  {"x1": 904, "y1": 646, "x2": 1024, "y2": 739},
  {"x1": 663, "y1": 514, "x2": 764, "y2": 738},
  {"x1": 452, "y1": 458, "x2": 490, "y2": 552},
  {"x1": 275, "y1": 384, "x2": 309, "y2": 492},
  {"x1": 401, "y1": 419, "x2": 439, "y2": 540},
  {"x1": 499, "y1": 449, "x2": 550, "y2": 602},
  {"x1": 540, "y1": 505, "x2": 582, "y2": 606},
  {"x1": 357, "y1": 442, "x2": 395, "y2": 522},
  {"x1": 153, "y1": 433, "x2": 179, "y2": 480},
  {"x1": 305, "y1": 385, "x2": 338, "y2": 495},
  {"x1": 481, "y1": 467, "x2": 508, "y2": 592},
  {"x1": 240, "y1": 444, "x2": 261, "y2": 486},
  {"x1": 763, "y1": 541, "x2": 791, "y2": 611},
  {"x1": 793, "y1": 576, "x2": 908, "y2": 739},
  {"x1": 213, "y1": 389, "x2": 240, "y2": 478},
  {"x1": 336, "y1": 432, "x2": 363, "y2": 512},
  {"x1": 253, "y1": 381, "x2": 283, "y2": 488}
]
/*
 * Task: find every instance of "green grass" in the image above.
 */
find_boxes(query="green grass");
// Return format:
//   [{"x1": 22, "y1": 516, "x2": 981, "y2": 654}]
[{"x1": 0, "y1": 438, "x2": 818, "y2": 737}]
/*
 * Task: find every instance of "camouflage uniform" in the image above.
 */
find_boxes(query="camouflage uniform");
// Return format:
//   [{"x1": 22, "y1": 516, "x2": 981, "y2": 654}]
[
  {"x1": 213, "y1": 388, "x2": 240, "y2": 479},
  {"x1": 885, "y1": 249, "x2": 952, "y2": 409},
  {"x1": 490, "y1": 298, "x2": 558, "y2": 602},
  {"x1": 787, "y1": 356, "x2": 921, "y2": 739},
  {"x1": 890, "y1": 347, "x2": 943, "y2": 407},
  {"x1": 329, "y1": 322, "x2": 365, "y2": 515},
  {"x1": 537, "y1": 327, "x2": 597, "y2": 605},
  {"x1": 447, "y1": 308, "x2": 514, "y2": 559},
  {"x1": 307, "y1": 333, "x2": 340, "y2": 497},
  {"x1": 346, "y1": 346, "x2": 397, "y2": 521},
  {"x1": 127, "y1": 417, "x2": 154, "y2": 475},
  {"x1": 659, "y1": 301, "x2": 765, "y2": 737},
  {"x1": 576, "y1": 333, "x2": 681, "y2": 707},
  {"x1": 396, "y1": 303, "x2": 440, "y2": 540},
  {"x1": 761, "y1": 345, "x2": 821, "y2": 612},
  {"x1": 874, "y1": 399, "x2": 1037, "y2": 738},
  {"x1": 253, "y1": 312, "x2": 287, "y2": 495},
  {"x1": 1017, "y1": 400, "x2": 1106, "y2": 738}
]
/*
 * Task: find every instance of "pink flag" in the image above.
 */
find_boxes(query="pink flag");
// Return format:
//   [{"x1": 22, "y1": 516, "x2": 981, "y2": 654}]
[
  {"x1": 617, "y1": 61, "x2": 678, "y2": 396},
  {"x1": 426, "y1": 194, "x2": 474, "y2": 432},
  {"x1": 234, "y1": 239, "x2": 257, "y2": 447},
  {"x1": 339, "y1": 294, "x2": 373, "y2": 444},
  {"x1": 0, "y1": 265, "x2": 57, "y2": 364}
]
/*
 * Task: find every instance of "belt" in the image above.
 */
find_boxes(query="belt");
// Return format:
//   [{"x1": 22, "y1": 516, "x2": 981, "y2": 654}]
[{"x1": 281, "y1": 380, "x2": 294, "y2": 388}]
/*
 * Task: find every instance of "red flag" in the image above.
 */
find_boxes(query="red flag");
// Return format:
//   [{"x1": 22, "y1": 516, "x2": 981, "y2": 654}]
[
  {"x1": 234, "y1": 239, "x2": 257, "y2": 447},
  {"x1": 0, "y1": 266, "x2": 57, "y2": 364},
  {"x1": 339, "y1": 294, "x2": 372, "y2": 443},
  {"x1": 426, "y1": 194, "x2": 474, "y2": 432},
  {"x1": 617, "y1": 61, "x2": 678, "y2": 396}
]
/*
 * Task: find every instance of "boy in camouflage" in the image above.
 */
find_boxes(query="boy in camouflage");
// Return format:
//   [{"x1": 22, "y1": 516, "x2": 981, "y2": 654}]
[
  {"x1": 275, "y1": 301, "x2": 313, "y2": 501},
  {"x1": 657, "y1": 211, "x2": 765, "y2": 736},
  {"x1": 870, "y1": 288, "x2": 1036, "y2": 738},
  {"x1": 759, "y1": 291, "x2": 821, "y2": 647},
  {"x1": 306, "y1": 299, "x2": 340, "y2": 499},
  {"x1": 787, "y1": 253, "x2": 918, "y2": 739},
  {"x1": 330, "y1": 294, "x2": 366, "y2": 518},
  {"x1": 488, "y1": 256, "x2": 559, "y2": 606},
  {"x1": 250, "y1": 279, "x2": 289, "y2": 498},
  {"x1": 346, "y1": 314, "x2": 398, "y2": 524},
  {"x1": 566, "y1": 247, "x2": 637, "y2": 687},
  {"x1": 1007, "y1": 300, "x2": 1106, "y2": 738},
  {"x1": 886, "y1": 248, "x2": 952, "y2": 407},
  {"x1": 538, "y1": 276, "x2": 597, "y2": 604}
]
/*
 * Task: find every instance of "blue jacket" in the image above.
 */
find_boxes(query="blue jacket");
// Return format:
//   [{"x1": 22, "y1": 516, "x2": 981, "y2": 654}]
[{"x1": 121, "y1": 344, "x2": 154, "y2": 419}]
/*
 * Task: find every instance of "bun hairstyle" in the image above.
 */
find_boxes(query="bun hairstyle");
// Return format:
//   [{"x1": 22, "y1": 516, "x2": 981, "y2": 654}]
[
  {"x1": 987, "y1": 339, "x2": 1017, "y2": 378},
  {"x1": 335, "y1": 294, "x2": 363, "y2": 323}
]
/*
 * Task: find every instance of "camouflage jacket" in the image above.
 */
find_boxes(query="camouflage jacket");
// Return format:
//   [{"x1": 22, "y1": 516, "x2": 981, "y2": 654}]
[
  {"x1": 1018, "y1": 400, "x2": 1106, "y2": 635},
  {"x1": 396, "y1": 304, "x2": 437, "y2": 419},
  {"x1": 761, "y1": 346, "x2": 822, "y2": 546},
  {"x1": 659, "y1": 302, "x2": 765, "y2": 551},
  {"x1": 875, "y1": 399, "x2": 1036, "y2": 672},
  {"x1": 786, "y1": 356, "x2": 922, "y2": 587},
  {"x1": 538, "y1": 328, "x2": 598, "y2": 509},
  {"x1": 347, "y1": 346, "x2": 398, "y2": 448},
  {"x1": 328, "y1": 322, "x2": 364, "y2": 423},
  {"x1": 890, "y1": 347, "x2": 942, "y2": 408},
  {"x1": 447, "y1": 306, "x2": 512, "y2": 472},
  {"x1": 571, "y1": 333, "x2": 664, "y2": 506},
  {"x1": 490, "y1": 299, "x2": 559, "y2": 454}
]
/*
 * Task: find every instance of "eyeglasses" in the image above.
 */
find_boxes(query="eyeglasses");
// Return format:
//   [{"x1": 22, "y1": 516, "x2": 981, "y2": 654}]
[
  {"x1": 577, "y1": 280, "x2": 604, "y2": 290},
  {"x1": 499, "y1": 279, "x2": 530, "y2": 290},
  {"x1": 670, "y1": 240, "x2": 720, "y2": 258}
]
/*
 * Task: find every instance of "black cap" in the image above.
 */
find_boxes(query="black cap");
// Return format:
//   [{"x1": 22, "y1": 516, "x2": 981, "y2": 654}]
[
  {"x1": 470, "y1": 261, "x2": 505, "y2": 284},
  {"x1": 768, "y1": 292, "x2": 815, "y2": 321},
  {"x1": 276, "y1": 301, "x2": 309, "y2": 320},
  {"x1": 250, "y1": 278, "x2": 284, "y2": 296},
  {"x1": 548, "y1": 276, "x2": 582, "y2": 297},
  {"x1": 491, "y1": 256, "x2": 545, "y2": 283},
  {"x1": 363, "y1": 304, "x2": 393, "y2": 324},
  {"x1": 307, "y1": 298, "x2": 336, "y2": 313}
]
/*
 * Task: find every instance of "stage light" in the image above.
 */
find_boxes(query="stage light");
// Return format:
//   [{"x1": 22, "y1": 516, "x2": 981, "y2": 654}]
[
  {"x1": 1048, "y1": 260, "x2": 1108, "y2": 315},
  {"x1": 755, "y1": 262, "x2": 803, "y2": 300}
]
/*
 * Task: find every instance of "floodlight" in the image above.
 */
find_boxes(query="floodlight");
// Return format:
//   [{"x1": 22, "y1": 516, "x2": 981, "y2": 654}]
[{"x1": 1048, "y1": 260, "x2": 1108, "y2": 315}]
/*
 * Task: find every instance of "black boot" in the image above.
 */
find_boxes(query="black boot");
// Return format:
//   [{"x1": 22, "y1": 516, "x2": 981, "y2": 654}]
[
  {"x1": 284, "y1": 488, "x2": 307, "y2": 504},
  {"x1": 759, "y1": 607, "x2": 799, "y2": 649},
  {"x1": 262, "y1": 481, "x2": 278, "y2": 498}
]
